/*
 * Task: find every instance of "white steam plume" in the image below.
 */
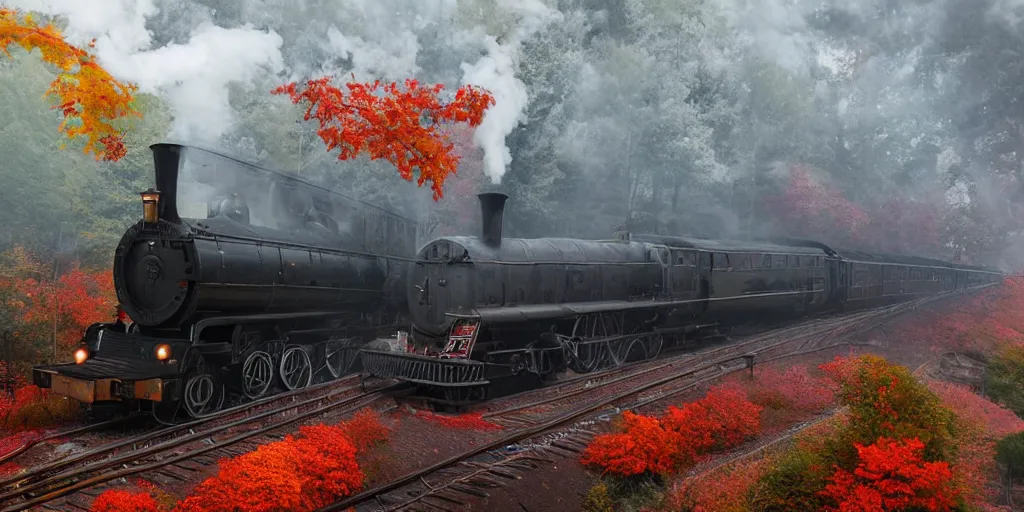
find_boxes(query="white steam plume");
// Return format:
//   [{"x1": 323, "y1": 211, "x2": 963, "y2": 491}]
[
  {"x1": 460, "y1": 0, "x2": 562, "y2": 184},
  {"x1": 5, "y1": 0, "x2": 284, "y2": 143}
]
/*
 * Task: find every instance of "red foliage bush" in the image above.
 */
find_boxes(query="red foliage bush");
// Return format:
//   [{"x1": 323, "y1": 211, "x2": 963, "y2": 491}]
[
  {"x1": 580, "y1": 411, "x2": 682, "y2": 477},
  {"x1": 338, "y1": 408, "x2": 390, "y2": 452},
  {"x1": 819, "y1": 355, "x2": 956, "y2": 458},
  {"x1": 926, "y1": 379, "x2": 1024, "y2": 509},
  {"x1": 175, "y1": 424, "x2": 363, "y2": 512},
  {"x1": 729, "y1": 364, "x2": 835, "y2": 427},
  {"x1": 667, "y1": 456, "x2": 774, "y2": 512},
  {"x1": 90, "y1": 489, "x2": 161, "y2": 512},
  {"x1": 0, "y1": 384, "x2": 80, "y2": 431},
  {"x1": 819, "y1": 437, "x2": 959, "y2": 512},
  {"x1": 662, "y1": 383, "x2": 763, "y2": 461},
  {"x1": 581, "y1": 385, "x2": 762, "y2": 478},
  {"x1": 927, "y1": 380, "x2": 1024, "y2": 438},
  {"x1": 415, "y1": 411, "x2": 503, "y2": 431}
]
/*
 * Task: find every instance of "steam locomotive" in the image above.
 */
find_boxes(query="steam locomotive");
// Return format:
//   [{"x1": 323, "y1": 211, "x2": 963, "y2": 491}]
[
  {"x1": 359, "y1": 192, "x2": 1004, "y2": 405},
  {"x1": 32, "y1": 143, "x2": 416, "y2": 419}
]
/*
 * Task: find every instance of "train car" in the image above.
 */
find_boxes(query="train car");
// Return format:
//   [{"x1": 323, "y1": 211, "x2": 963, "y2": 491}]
[
  {"x1": 32, "y1": 143, "x2": 417, "y2": 419},
  {"x1": 360, "y1": 193, "x2": 1004, "y2": 405}
]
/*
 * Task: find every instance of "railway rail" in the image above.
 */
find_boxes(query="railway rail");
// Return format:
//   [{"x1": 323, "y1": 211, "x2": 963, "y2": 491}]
[
  {"x1": 319, "y1": 287, "x2": 987, "y2": 512},
  {"x1": 0, "y1": 375, "x2": 400, "y2": 512}
]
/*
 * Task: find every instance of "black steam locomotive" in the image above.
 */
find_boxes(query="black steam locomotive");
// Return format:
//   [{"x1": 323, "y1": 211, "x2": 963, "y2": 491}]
[
  {"x1": 360, "y1": 192, "x2": 1004, "y2": 404},
  {"x1": 32, "y1": 143, "x2": 416, "y2": 419}
]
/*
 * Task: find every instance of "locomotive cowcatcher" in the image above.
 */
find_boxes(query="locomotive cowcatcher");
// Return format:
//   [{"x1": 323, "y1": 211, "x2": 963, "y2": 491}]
[{"x1": 32, "y1": 143, "x2": 416, "y2": 419}]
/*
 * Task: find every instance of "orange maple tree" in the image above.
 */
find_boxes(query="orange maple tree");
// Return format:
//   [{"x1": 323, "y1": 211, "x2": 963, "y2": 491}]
[
  {"x1": 273, "y1": 77, "x2": 495, "y2": 200},
  {"x1": 0, "y1": 8, "x2": 138, "y2": 161}
]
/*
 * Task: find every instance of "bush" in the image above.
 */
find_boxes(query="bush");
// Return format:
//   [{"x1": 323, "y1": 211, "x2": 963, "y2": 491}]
[
  {"x1": 581, "y1": 385, "x2": 762, "y2": 479},
  {"x1": 820, "y1": 355, "x2": 957, "y2": 461},
  {"x1": 996, "y1": 431, "x2": 1024, "y2": 482},
  {"x1": 750, "y1": 437, "x2": 838, "y2": 512},
  {"x1": 581, "y1": 482, "x2": 616, "y2": 512},
  {"x1": 338, "y1": 408, "x2": 390, "y2": 453},
  {"x1": 668, "y1": 456, "x2": 773, "y2": 512},
  {"x1": 985, "y1": 344, "x2": 1024, "y2": 417},
  {"x1": 661, "y1": 384, "x2": 762, "y2": 463},
  {"x1": 90, "y1": 490, "x2": 161, "y2": 512},
  {"x1": 0, "y1": 384, "x2": 81, "y2": 431},
  {"x1": 175, "y1": 424, "x2": 363, "y2": 512},
  {"x1": 580, "y1": 411, "x2": 682, "y2": 478}
]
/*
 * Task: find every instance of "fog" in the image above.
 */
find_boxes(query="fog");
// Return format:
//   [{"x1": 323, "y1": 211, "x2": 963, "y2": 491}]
[{"x1": 8, "y1": 0, "x2": 1024, "y2": 270}]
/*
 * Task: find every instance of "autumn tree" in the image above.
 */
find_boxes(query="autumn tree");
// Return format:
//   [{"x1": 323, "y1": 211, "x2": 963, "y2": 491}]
[
  {"x1": 819, "y1": 437, "x2": 959, "y2": 512},
  {"x1": 820, "y1": 355, "x2": 957, "y2": 460},
  {"x1": 996, "y1": 431, "x2": 1024, "y2": 506},
  {"x1": 0, "y1": 8, "x2": 139, "y2": 161},
  {"x1": 272, "y1": 77, "x2": 494, "y2": 200}
]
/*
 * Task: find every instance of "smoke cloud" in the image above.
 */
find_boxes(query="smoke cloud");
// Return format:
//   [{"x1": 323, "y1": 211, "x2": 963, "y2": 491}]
[{"x1": 459, "y1": 0, "x2": 562, "y2": 184}]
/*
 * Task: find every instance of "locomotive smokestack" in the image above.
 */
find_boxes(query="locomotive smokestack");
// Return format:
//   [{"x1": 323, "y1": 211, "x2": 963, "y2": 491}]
[{"x1": 478, "y1": 192, "x2": 508, "y2": 248}]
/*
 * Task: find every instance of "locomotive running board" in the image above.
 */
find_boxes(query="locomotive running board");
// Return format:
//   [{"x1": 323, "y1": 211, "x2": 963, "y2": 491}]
[{"x1": 360, "y1": 350, "x2": 489, "y2": 387}]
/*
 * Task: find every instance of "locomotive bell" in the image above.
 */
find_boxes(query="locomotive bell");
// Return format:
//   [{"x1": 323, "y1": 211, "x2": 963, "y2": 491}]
[
  {"x1": 140, "y1": 188, "x2": 161, "y2": 224},
  {"x1": 478, "y1": 192, "x2": 509, "y2": 248}
]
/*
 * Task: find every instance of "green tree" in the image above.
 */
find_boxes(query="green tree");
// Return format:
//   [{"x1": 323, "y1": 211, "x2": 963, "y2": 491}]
[{"x1": 986, "y1": 344, "x2": 1024, "y2": 418}]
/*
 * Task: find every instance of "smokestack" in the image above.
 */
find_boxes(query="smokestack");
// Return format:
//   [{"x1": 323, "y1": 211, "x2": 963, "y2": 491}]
[
  {"x1": 478, "y1": 192, "x2": 509, "y2": 248},
  {"x1": 149, "y1": 143, "x2": 184, "y2": 223}
]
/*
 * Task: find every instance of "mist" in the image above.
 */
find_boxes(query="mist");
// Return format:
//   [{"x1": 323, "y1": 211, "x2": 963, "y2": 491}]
[{"x1": 3, "y1": 0, "x2": 1023, "y2": 270}]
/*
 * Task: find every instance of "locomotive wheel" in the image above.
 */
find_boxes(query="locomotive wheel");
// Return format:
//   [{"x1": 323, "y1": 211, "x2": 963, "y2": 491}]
[
  {"x1": 324, "y1": 338, "x2": 359, "y2": 379},
  {"x1": 242, "y1": 351, "x2": 274, "y2": 399},
  {"x1": 183, "y1": 363, "x2": 225, "y2": 418},
  {"x1": 280, "y1": 346, "x2": 313, "y2": 390},
  {"x1": 618, "y1": 337, "x2": 648, "y2": 364}
]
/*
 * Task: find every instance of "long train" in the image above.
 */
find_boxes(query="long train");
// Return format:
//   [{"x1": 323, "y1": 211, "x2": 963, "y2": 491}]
[
  {"x1": 32, "y1": 142, "x2": 416, "y2": 419},
  {"x1": 359, "y1": 192, "x2": 1004, "y2": 405},
  {"x1": 30, "y1": 142, "x2": 1003, "y2": 418}
]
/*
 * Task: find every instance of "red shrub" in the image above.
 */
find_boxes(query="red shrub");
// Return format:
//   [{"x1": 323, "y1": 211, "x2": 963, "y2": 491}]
[
  {"x1": 580, "y1": 411, "x2": 682, "y2": 477},
  {"x1": 1, "y1": 384, "x2": 80, "y2": 431},
  {"x1": 338, "y1": 408, "x2": 390, "y2": 452},
  {"x1": 415, "y1": 411, "x2": 502, "y2": 431},
  {"x1": 662, "y1": 384, "x2": 762, "y2": 461},
  {"x1": 175, "y1": 425, "x2": 363, "y2": 512},
  {"x1": 291, "y1": 425, "x2": 365, "y2": 508},
  {"x1": 927, "y1": 380, "x2": 1024, "y2": 438},
  {"x1": 666, "y1": 456, "x2": 774, "y2": 512},
  {"x1": 90, "y1": 489, "x2": 161, "y2": 512},
  {"x1": 581, "y1": 385, "x2": 763, "y2": 478},
  {"x1": 819, "y1": 437, "x2": 959, "y2": 512}
]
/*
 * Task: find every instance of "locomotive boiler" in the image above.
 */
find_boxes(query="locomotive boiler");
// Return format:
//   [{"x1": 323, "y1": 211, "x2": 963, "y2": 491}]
[
  {"x1": 33, "y1": 143, "x2": 417, "y2": 419},
  {"x1": 360, "y1": 192, "x2": 1004, "y2": 405}
]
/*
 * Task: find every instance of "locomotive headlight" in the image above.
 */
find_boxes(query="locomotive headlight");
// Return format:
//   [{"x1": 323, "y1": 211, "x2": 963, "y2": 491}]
[
  {"x1": 140, "y1": 188, "x2": 161, "y2": 224},
  {"x1": 155, "y1": 344, "x2": 172, "y2": 361},
  {"x1": 73, "y1": 346, "x2": 89, "y2": 364}
]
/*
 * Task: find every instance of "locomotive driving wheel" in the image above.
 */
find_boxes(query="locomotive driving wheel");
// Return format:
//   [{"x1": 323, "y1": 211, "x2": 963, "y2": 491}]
[
  {"x1": 324, "y1": 337, "x2": 360, "y2": 379},
  {"x1": 183, "y1": 355, "x2": 225, "y2": 418},
  {"x1": 280, "y1": 346, "x2": 313, "y2": 390},
  {"x1": 241, "y1": 351, "x2": 274, "y2": 399}
]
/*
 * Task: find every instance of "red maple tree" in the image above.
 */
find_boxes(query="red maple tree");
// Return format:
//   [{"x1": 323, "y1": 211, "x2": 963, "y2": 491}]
[
  {"x1": 273, "y1": 77, "x2": 494, "y2": 200},
  {"x1": 819, "y1": 436, "x2": 959, "y2": 512},
  {"x1": 0, "y1": 8, "x2": 139, "y2": 161}
]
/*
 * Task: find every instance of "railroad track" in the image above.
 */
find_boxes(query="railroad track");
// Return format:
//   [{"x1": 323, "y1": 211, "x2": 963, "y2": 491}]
[
  {"x1": 319, "y1": 288, "x2": 988, "y2": 512},
  {"x1": 0, "y1": 375, "x2": 400, "y2": 512}
]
